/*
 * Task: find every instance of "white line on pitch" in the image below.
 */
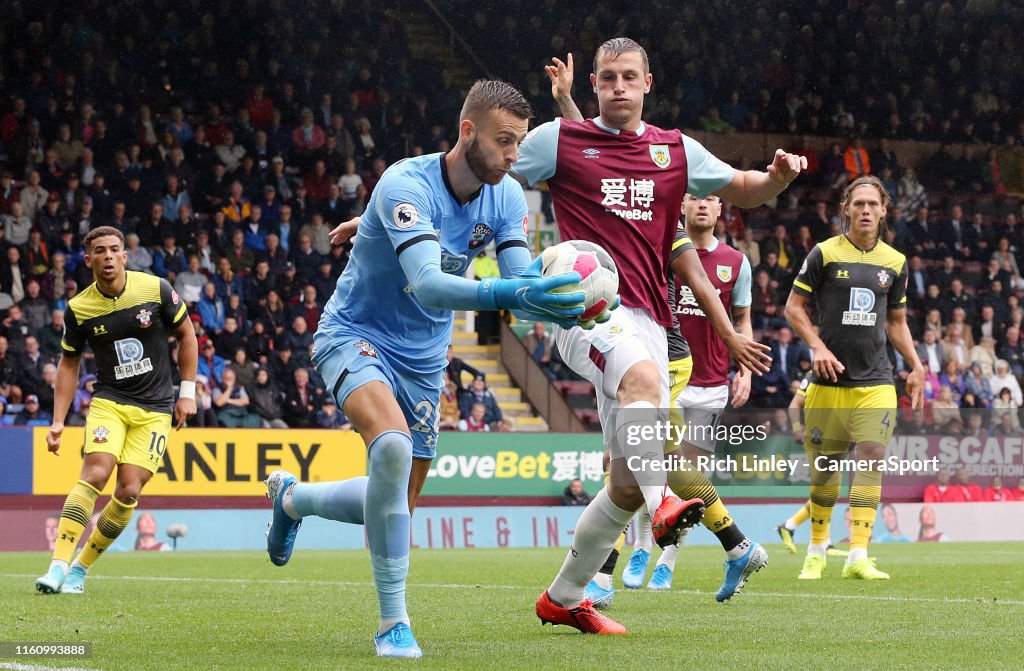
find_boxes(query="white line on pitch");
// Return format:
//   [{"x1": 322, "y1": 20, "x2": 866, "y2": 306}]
[
  {"x1": 6, "y1": 573, "x2": 1024, "y2": 610},
  {"x1": 0, "y1": 663, "x2": 96, "y2": 671},
  {"x1": 3, "y1": 572, "x2": 1022, "y2": 606}
]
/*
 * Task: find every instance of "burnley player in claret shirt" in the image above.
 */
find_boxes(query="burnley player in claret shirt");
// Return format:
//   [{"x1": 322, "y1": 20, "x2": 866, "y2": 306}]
[{"x1": 515, "y1": 38, "x2": 806, "y2": 634}]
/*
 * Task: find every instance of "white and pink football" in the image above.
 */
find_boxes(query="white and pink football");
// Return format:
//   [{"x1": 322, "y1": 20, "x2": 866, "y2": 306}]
[{"x1": 540, "y1": 240, "x2": 619, "y2": 323}]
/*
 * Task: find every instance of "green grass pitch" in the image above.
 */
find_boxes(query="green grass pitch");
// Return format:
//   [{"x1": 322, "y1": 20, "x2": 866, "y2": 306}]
[{"x1": 2, "y1": 543, "x2": 1022, "y2": 670}]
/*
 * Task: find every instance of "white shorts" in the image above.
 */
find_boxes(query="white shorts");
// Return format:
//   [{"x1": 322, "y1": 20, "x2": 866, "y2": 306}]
[
  {"x1": 675, "y1": 384, "x2": 729, "y2": 452},
  {"x1": 554, "y1": 305, "x2": 669, "y2": 447}
]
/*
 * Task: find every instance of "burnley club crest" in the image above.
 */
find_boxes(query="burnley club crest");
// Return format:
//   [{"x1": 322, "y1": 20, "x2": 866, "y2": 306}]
[{"x1": 649, "y1": 144, "x2": 671, "y2": 169}]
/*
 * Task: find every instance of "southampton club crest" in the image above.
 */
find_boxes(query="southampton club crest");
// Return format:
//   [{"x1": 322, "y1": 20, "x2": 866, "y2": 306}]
[
  {"x1": 93, "y1": 426, "x2": 110, "y2": 444},
  {"x1": 649, "y1": 144, "x2": 671, "y2": 169},
  {"x1": 354, "y1": 339, "x2": 378, "y2": 358},
  {"x1": 468, "y1": 223, "x2": 493, "y2": 249},
  {"x1": 717, "y1": 265, "x2": 733, "y2": 282},
  {"x1": 877, "y1": 270, "x2": 890, "y2": 287},
  {"x1": 136, "y1": 308, "x2": 153, "y2": 328}
]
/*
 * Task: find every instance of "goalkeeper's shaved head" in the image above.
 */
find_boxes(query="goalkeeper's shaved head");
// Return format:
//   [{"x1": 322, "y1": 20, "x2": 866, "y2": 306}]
[{"x1": 460, "y1": 80, "x2": 533, "y2": 123}]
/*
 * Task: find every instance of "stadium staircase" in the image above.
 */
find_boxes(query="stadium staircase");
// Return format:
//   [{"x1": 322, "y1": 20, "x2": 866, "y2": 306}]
[
  {"x1": 451, "y1": 317, "x2": 549, "y2": 432},
  {"x1": 400, "y1": 3, "x2": 491, "y2": 90}
]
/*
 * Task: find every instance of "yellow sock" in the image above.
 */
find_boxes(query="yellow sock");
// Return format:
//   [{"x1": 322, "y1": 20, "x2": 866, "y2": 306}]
[
  {"x1": 666, "y1": 461, "x2": 750, "y2": 552},
  {"x1": 53, "y1": 481, "x2": 101, "y2": 564},
  {"x1": 77, "y1": 497, "x2": 137, "y2": 568},
  {"x1": 809, "y1": 485, "x2": 839, "y2": 546},
  {"x1": 666, "y1": 463, "x2": 721, "y2": 522},
  {"x1": 849, "y1": 470, "x2": 882, "y2": 551},
  {"x1": 787, "y1": 501, "x2": 811, "y2": 528},
  {"x1": 702, "y1": 499, "x2": 733, "y2": 532}
]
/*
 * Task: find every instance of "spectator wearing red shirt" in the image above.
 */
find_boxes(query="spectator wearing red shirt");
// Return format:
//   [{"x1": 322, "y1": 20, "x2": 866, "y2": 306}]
[
  {"x1": 794, "y1": 135, "x2": 820, "y2": 181},
  {"x1": 717, "y1": 200, "x2": 745, "y2": 240},
  {"x1": 923, "y1": 469, "x2": 966, "y2": 503},
  {"x1": 954, "y1": 468, "x2": 984, "y2": 502},
  {"x1": 292, "y1": 108, "x2": 326, "y2": 166},
  {"x1": 201, "y1": 103, "x2": 229, "y2": 147},
  {"x1": 246, "y1": 84, "x2": 274, "y2": 130},
  {"x1": 1010, "y1": 480, "x2": 1024, "y2": 501},
  {"x1": 983, "y1": 476, "x2": 1011, "y2": 502},
  {"x1": 303, "y1": 160, "x2": 331, "y2": 206}
]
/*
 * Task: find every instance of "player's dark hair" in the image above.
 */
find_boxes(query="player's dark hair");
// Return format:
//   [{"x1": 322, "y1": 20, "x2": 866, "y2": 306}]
[
  {"x1": 460, "y1": 80, "x2": 532, "y2": 123},
  {"x1": 839, "y1": 175, "x2": 891, "y2": 241},
  {"x1": 594, "y1": 37, "x2": 650, "y2": 75},
  {"x1": 83, "y1": 225, "x2": 126, "y2": 251}
]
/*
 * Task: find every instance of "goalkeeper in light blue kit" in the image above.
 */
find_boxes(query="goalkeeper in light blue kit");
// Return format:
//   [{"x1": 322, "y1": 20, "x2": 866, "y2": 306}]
[{"x1": 263, "y1": 81, "x2": 611, "y2": 659}]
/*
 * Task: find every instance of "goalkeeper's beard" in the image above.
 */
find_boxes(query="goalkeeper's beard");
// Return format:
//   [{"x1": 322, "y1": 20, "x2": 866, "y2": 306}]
[{"x1": 466, "y1": 138, "x2": 505, "y2": 186}]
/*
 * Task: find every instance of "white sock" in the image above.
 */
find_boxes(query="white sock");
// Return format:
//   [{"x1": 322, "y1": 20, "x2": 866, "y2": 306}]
[
  {"x1": 69, "y1": 558, "x2": 89, "y2": 574},
  {"x1": 633, "y1": 510, "x2": 653, "y2": 553},
  {"x1": 548, "y1": 488, "x2": 637, "y2": 608},
  {"x1": 726, "y1": 538, "x2": 752, "y2": 560},
  {"x1": 49, "y1": 559, "x2": 68, "y2": 575},
  {"x1": 656, "y1": 529, "x2": 688, "y2": 571},
  {"x1": 808, "y1": 542, "x2": 828, "y2": 557},
  {"x1": 640, "y1": 485, "x2": 665, "y2": 521},
  {"x1": 616, "y1": 400, "x2": 666, "y2": 511},
  {"x1": 593, "y1": 572, "x2": 612, "y2": 590},
  {"x1": 377, "y1": 617, "x2": 411, "y2": 635},
  {"x1": 281, "y1": 483, "x2": 299, "y2": 520},
  {"x1": 783, "y1": 519, "x2": 797, "y2": 531},
  {"x1": 847, "y1": 547, "x2": 867, "y2": 562}
]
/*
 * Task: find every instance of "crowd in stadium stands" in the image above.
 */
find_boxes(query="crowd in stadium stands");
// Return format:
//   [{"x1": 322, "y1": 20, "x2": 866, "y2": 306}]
[
  {"x1": 923, "y1": 468, "x2": 1024, "y2": 502},
  {"x1": 456, "y1": 2, "x2": 1024, "y2": 171},
  {"x1": 0, "y1": 1, "x2": 1023, "y2": 437}
]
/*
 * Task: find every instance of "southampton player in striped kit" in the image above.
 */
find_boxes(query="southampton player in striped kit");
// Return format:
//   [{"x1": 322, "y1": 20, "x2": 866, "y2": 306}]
[
  {"x1": 35, "y1": 226, "x2": 198, "y2": 595},
  {"x1": 516, "y1": 39, "x2": 806, "y2": 634},
  {"x1": 786, "y1": 176, "x2": 925, "y2": 580}
]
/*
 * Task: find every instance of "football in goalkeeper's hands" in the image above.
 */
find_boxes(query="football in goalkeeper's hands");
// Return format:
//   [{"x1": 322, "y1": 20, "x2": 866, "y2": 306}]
[{"x1": 540, "y1": 240, "x2": 619, "y2": 327}]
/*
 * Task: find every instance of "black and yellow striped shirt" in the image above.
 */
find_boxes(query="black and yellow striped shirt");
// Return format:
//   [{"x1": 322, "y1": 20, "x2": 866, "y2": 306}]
[
  {"x1": 665, "y1": 224, "x2": 695, "y2": 361},
  {"x1": 791, "y1": 235, "x2": 907, "y2": 388},
  {"x1": 62, "y1": 271, "x2": 189, "y2": 414}
]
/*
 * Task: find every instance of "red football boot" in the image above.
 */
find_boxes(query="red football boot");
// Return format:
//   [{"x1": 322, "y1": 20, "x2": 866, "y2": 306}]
[
  {"x1": 651, "y1": 496, "x2": 705, "y2": 548},
  {"x1": 535, "y1": 591, "x2": 626, "y2": 634}
]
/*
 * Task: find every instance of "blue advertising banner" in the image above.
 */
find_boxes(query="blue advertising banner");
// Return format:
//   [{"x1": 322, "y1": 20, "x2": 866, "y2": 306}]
[{"x1": 0, "y1": 427, "x2": 33, "y2": 494}]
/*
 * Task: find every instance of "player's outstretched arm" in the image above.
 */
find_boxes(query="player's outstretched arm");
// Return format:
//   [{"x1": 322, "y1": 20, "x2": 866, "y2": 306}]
[
  {"x1": 477, "y1": 255, "x2": 587, "y2": 328},
  {"x1": 545, "y1": 53, "x2": 584, "y2": 122},
  {"x1": 730, "y1": 306, "x2": 754, "y2": 406},
  {"x1": 173, "y1": 318, "x2": 199, "y2": 429},
  {"x1": 716, "y1": 149, "x2": 808, "y2": 209},
  {"x1": 330, "y1": 216, "x2": 360, "y2": 245},
  {"x1": 671, "y1": 249, "x2": 771, "y2": 375},
  {"x1": 48, "y1": 354, "x2": 81, "y2": 455},
  {"x1": 785, "y1": 291, "x2": 845, "y2": 383},
  {"x1": 886, "y1": 307, "x2": 926, "y2": 410},
  {"x1": 397, "y1": 239, "x2": 585, "y2": 326}
]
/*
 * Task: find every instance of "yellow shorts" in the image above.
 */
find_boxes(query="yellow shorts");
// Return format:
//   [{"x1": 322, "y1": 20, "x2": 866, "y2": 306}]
[
  {"x1": 667, "y1": 354, "x2": 694, "y2": 432},
  {"x1": 803, "y1": 383, "x2": 897, "y2": 454},
  {"x1": 84, "y1": 398, "x2": 172, "y2": 474}
]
